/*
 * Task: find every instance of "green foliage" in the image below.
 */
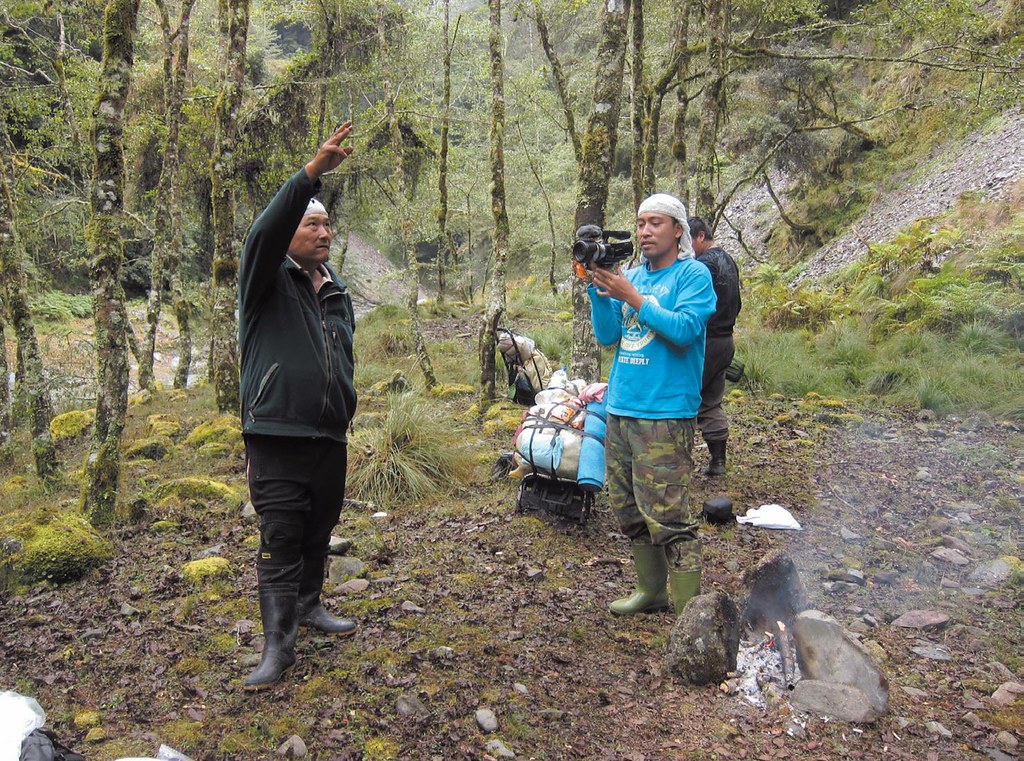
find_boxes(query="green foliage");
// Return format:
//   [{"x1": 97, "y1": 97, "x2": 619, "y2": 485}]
[
  {"x1": 347, "y1": 392, "x2": 475, "y2": 505},
  {"x1": 30, "y1": 292, "x2": 94, "y2": 322}
]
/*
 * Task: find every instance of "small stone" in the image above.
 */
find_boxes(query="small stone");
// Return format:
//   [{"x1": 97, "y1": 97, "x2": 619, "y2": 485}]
[
  {"x1": 873, "y1": 571, "x2": 899, "y2": 586},
  {"x1": 430, "y1": 646, "x2": 454, "y2": 661},
  {"x1": 892, "y1": 610, "x2": 950, "y2": 630},
  {"x1": 396, "y1": 694, "x2": 430, "y2": 719},
  {"x1": 241, "y1": 501, "x2": 257, "y2": 523},
  {"x1": 968, "y1": 559, "x2": 1013, "y2": 588},
  {"x1": 847, "y1": 620, "x2": 870, "y2": 634},
  {"x1": 484, "y1": 739, "x2": 516, "y2": 759},
  {"x1": 476, "y1": 708, "x2": 499, "y2": 733},
  {"x1": 512, "y1": 683, "x2": 528, "y2": 695},
  {"x1": 924, "y1": 720, "x2": 952, "y2": 738},
  {"x1": 525, "y1": 567, "x2": 545, "y2": 580},
  {"x1": 827, "y1": 581, "x2": 861, "y2": 594},
  {"x1": 328, "y1": 536, "x2": 353, "y2": 555},
  {"x1": 84, "y1": 728, "x2": 106, "y2": 743},
  {"x1": 996, "y1": 731, "x2": 1019, "y2": 752},
  {"x1": 991, "y1": 681, "x2": 1024, "y2": 707},
  {"x1": 120, "y1": 602, "x2": 140, "y2": 616},
  {"x1": 844, "y1": 569, "x2": 867, "y2": 585},
  {"x1": 962, "y1": 711, "x2": 983, "y2": 727},
  {"x1": 337, "y1": 578, "x2": 370, "y2": 594},
  {"x1": 371, "y1": 511, "x2": 388, "y2": 519},
  {"x1": 276, "y1": 735, "x2": 307, "y2": 758},
  {"x1": 840, "y1": 527, "x2": 863, "y2": 542},
  {"x1": 900, "y1": 686, "x2": 928, "y2": 699},
  {"x1": 538, "y1": 709, "x2": 565, "y2": 721},
  {"x1": 930, "y1": 547, "x2": 970, "y2": 566},
  {"x1": 916, "y1": 467, "x2": 932, "y2": 480},
  {"x1": 910, "y1": 642, "x2": 952, "y2": 661},
  {"x1": 925, "y1": 516, "x2": 952, "y2": 533},
  {"x1": 401, "y1": 600, "x2": 426, "y2": 614},
  {"x1": 327, "y1": 556, "x2": 366, "y2": 583},
  {"x1": 862, "y1": 614, "x2": 878, "y2": 627},
  {"x1": 940, "y1": 535, "x2": 972, "y2": 554}
]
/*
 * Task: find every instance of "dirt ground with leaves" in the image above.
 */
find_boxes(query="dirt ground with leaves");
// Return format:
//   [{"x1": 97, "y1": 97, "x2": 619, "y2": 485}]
[{"x1": 1, "y1": 374, "x2": 1021, "y2": 760}]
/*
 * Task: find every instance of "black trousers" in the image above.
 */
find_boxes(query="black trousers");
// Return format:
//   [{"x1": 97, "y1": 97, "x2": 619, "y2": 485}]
[
  {"x1": 244, "y1": 434, "x2": 348, "y2": 590},
  {"x1": 698, "y1": 334, "x2": 735, "y2": 443}
]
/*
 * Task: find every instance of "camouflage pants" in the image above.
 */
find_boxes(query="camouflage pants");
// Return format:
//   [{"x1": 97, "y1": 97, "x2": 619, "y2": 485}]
[{"x1": 606, "y1": 414, "x2": 701, "y2": 573}]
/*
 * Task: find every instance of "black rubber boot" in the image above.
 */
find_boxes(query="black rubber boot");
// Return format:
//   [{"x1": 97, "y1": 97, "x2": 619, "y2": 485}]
[
  {"x1": 297, "y1": 556, "x2": 356, "y2": 635},
  {"x1": 706, "y1": 440, "x2": 727, "y2": 476},
  {"x1": 244, "y1": 582, "x2": 299, "y2": 690}
]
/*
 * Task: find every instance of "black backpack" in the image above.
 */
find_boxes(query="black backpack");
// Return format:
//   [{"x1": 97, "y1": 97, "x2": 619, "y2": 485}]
[{"x1": 20, "y1": 728, "x2": 86, "y2": 761}]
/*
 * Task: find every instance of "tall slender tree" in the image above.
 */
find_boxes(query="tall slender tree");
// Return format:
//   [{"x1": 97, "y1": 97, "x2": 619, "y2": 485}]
[
  {"x1": 436, "y1": 0, "x2": 458, "y2": 306},
  {"x1": 379, "y1": 8, "x2": 438, "y2": 392},
  {"x1": 139, "y1": 0, "x2": 196, "y2": 390},
  {"x1": 209, "y1": 0, "x2": 251, "y2": 413},
  {"x1": 479, "y1": 0, "x2": 510, "y2": 404},
  {"x1": 0, "y1": 122, "x2": 57, "y2": 480},
  {"x1": 81, "y1": 0, "x2": 142, "y2": 526},
  {"x1": 691, "y1": 0, "x2": 729, "y2": 219},
  {"x1": 570, "y1": 0, "x2": 631, "y2": 381},
  {"x1": 0, "y1": 313, "x2": 9, "y2": 465}
]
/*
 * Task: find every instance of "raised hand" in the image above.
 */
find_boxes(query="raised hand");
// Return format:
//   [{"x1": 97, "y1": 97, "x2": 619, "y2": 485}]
[{"x1": 304, "y1": 121, "x2": 354, "y2": 181}]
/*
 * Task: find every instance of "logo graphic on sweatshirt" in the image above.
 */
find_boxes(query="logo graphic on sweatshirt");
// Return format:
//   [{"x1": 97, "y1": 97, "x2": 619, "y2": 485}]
[{"x1": 620, "y1": 296, "x2": 657, "y2": 352}]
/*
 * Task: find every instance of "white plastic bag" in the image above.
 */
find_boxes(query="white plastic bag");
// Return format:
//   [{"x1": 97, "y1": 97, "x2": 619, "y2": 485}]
[
  {"x1": 0, "y1": 691, "x2": 46, "y2": 761},
  {"x1": 736, "y1": 504, "x2": 803, "y2": 530}
]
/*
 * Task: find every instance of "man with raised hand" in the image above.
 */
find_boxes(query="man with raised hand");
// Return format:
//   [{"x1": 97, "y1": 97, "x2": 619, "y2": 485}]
[
  {"x1": 588, "y1": 193, "x2": 716, "y2": 617},
  {"x1": 238, "y1": 122, "x2": 358, "y2": 689}
]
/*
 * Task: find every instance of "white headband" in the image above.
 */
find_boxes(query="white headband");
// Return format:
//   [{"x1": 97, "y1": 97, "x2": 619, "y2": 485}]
[
  {"x1": 637, "y1": 193, "x2": 694, "y2": 259},
  {"x1": 305, "y1": 198, "x2": 328, "y2": 218}
]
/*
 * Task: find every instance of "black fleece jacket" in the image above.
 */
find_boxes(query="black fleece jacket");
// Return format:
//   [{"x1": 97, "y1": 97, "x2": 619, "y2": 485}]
[{"x1": 238, "y1": 169, "x2": 356, "y2": 442}]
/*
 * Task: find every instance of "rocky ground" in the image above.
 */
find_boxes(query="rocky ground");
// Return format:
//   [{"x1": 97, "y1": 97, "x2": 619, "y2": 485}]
[{"x1": 0, "y1": 381, "x2": 1020, "y2": 760}]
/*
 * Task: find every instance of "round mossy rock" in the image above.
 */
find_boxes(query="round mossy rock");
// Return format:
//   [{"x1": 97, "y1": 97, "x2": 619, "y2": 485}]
[
  {"x1": 197, "y1": 442, "x2": 232, "y2": 458},
  {"x1": 16, "y1": 512, "x2": 112, "y2": 583},
  {"x1": 50, "y1": 409, "x2": 96, "y2": 442},
  {"x1": 184, "y1": 415, "x2": 242, "y2": 448},
  {"x1": 429, "y1": 383, "x2": 476, "y2": 398},
  {"x1": 146, "y1": 414, "x2": 182, "y2": 439},
  {"x1": 152, "y1": 477, "x2": 240, "y2": 504},
  {"x1": 74, "y1": 710, "x2": 102, "y2": 728},
  {"x1": 183, "y1": 557, "x2": 232, "y2": 585},
  {"x1": 123, "y1": 436, "x2": 174, "y2": 461}
]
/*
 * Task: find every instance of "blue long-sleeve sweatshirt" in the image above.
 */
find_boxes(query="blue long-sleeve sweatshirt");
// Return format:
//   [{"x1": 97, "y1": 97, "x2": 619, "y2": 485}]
[{"x1": 588, "y1": 258, "x2": 716, "y2": 419}]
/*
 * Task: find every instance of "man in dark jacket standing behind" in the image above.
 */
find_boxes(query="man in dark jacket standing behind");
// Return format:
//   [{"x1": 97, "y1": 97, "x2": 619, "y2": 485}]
[
  {"x1": 688, "y1": 216, "x2": 741, "y2": 476},
  {"x1": 238, "y1": 121, "x2": 357, "y2": 689}
]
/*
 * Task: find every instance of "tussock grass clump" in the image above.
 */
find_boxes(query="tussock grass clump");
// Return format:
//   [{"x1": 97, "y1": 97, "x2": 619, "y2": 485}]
[{"x1": 347, "y1": 392, "x2": 475, "y2": 505}]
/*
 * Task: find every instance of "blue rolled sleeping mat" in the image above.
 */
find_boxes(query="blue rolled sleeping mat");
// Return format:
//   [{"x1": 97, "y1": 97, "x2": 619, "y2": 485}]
[{"x1": 577, "y1": 397, "x2": 607, "y2": 492}]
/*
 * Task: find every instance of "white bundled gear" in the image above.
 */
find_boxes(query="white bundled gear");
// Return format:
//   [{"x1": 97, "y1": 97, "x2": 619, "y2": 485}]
[{"x1": 497, "y1": 327, "x2": 552, "y2": 405}]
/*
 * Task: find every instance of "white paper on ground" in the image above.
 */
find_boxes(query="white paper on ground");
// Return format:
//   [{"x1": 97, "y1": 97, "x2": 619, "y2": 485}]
[{"x1": 736, "y1": 503, "x2": 803, "y2": 530}]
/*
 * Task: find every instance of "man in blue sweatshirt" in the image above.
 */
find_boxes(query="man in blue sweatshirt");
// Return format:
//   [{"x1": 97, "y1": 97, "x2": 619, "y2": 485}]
[{"x1": 588, "y1": 193, "x2": 716, "y2": 616}]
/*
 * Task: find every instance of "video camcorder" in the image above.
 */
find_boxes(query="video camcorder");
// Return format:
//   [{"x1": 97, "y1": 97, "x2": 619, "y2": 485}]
[{"x1": 572, "y1": 225, "x2": 634, "y2": 277}]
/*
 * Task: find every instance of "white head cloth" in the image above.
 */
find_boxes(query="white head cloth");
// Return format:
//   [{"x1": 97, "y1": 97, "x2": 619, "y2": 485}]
[
  {"x1": 305, "y1": 198, "x2": 328, "y2": 218},
  {"x1": 637, "y1": 193, "x2": 694, "y2": 259}
]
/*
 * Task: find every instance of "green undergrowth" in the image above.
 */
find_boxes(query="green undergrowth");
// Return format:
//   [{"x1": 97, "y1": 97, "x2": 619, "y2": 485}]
[{"x1": 739, "y1": 191, "x2": 1024, "y2": 421}]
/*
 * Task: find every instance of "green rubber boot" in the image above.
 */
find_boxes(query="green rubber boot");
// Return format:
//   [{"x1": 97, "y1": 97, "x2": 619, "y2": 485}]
[
  {"x1": 668, "y1": 569, "x2": 701, "y2": 614},
  {"x1": 609, "y1": 543, "x2": 669, "y2": 615}
]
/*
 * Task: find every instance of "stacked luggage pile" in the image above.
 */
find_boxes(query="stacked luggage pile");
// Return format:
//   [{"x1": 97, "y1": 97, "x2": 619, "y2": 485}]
[{"x1": 497, "y1": 328, "x2": 606, "y2": 523}]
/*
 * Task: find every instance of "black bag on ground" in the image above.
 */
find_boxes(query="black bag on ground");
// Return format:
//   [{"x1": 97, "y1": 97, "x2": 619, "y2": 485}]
[
  {"x1": 517, "y1": 475, "x2": 593, "y2": 523},
  {"x1": 20, "y1": 728, "x2": 86, "y2": 761}
]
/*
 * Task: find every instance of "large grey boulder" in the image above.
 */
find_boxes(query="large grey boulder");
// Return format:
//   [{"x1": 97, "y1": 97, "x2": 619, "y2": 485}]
[
  {"x1": 792, "y1": 610, "x2": 889, "y2": 722},
  {"x1": 667, "y1": 591, "x2": 740, "y2": 685}
]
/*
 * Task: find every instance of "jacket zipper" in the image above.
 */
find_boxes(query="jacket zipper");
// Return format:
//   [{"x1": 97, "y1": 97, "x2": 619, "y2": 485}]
[{"x1": 248, "y1": 362, "x2": 280, "y2": 422}]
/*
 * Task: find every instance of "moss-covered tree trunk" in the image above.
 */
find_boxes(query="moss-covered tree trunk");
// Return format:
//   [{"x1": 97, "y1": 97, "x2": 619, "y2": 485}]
[
  {"x1": 571, "y1": 0, "x2": 631, "y2": 382},
  {"x1": 479, "y1": 0, "x2": 510, "y2": 405},
  {"x1": 82, "y1": 0, "x2": 142, "y2": 526},
  {"x1": 436, "y1": 0, "x2": 455, "y2": 306},
  {"x1": 379, "y1": 14, "x2": 438, "y2": 393},
  {"x1": 671, "y1": 0, "x2": 693, "y2": 200},
  {"x1": 0, "y1": 125, "x2": 57, "y2": 479},
  {"x1": 140, "y1": 0, "x2": 196, "y2": 390},
  {"x1": 632, "y1": 0, "x2": 691, "y2": 207},
  {"x1": 532, "y1": 1, "x2": 582, "y2": 166},
  {"x1": 0, "y1": 315, "x2": 9, "y2": 465},
  {"x1": 209, "y1": 0, "x2": 250, "y2": 413},
  {"x1": 692, "y1": 0, "x2": 729, "y2": 219}
]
